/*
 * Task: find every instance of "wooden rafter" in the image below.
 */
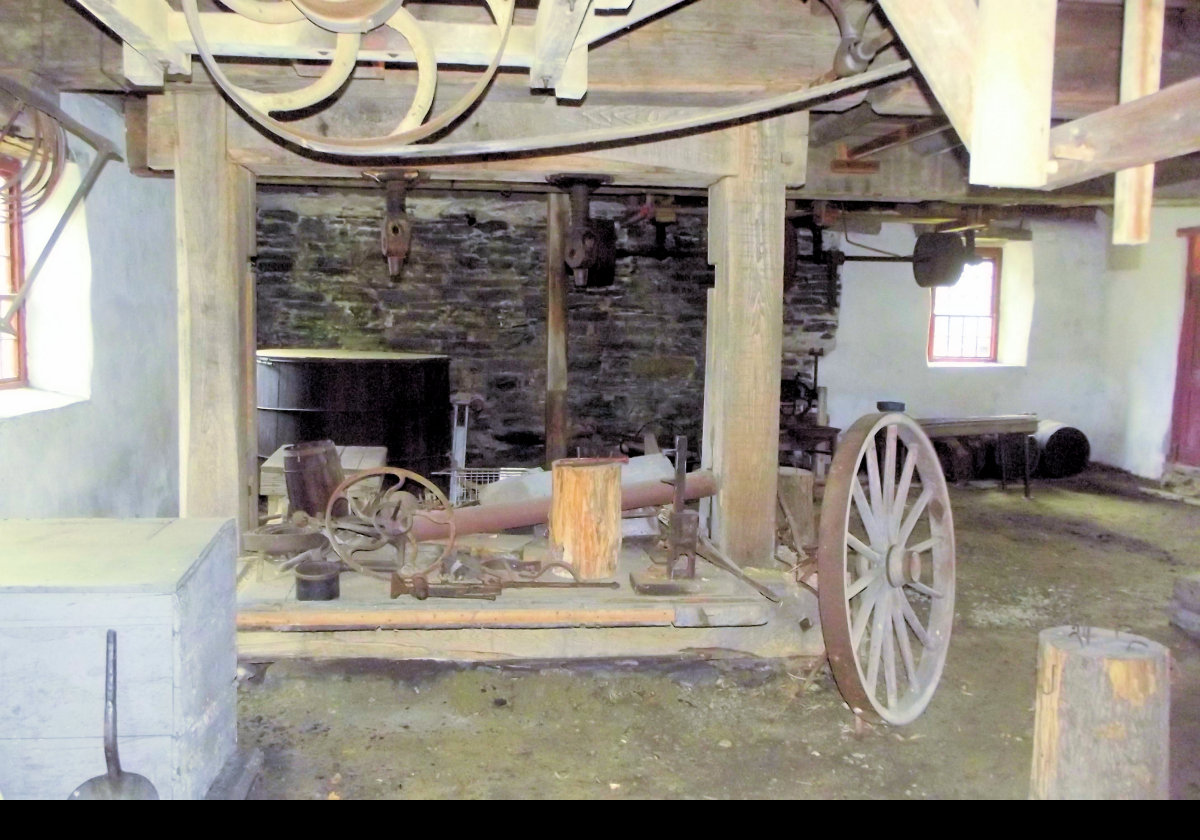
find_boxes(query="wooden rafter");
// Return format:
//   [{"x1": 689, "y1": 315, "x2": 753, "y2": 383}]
[
  {"x1": 968, "y1": 0, "x2": 1056, "y2": 188},
  {"x1": 73, "y1": 0, "x2": 190, "y2": 85},
  {"x1": 877, "y1": 0, "x2": 978, "y2": 147},
  {"x1": 1112, "y1": 0, "x2": 1165, "y2": 244},
  {"x1": 1046, "y1": 75, "x2": 1200, "y2": 190}
]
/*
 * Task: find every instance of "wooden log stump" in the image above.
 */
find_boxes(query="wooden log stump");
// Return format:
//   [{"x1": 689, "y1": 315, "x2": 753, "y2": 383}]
[
  {"x1": 549, "y1": 458, "x2": 623, "y2": 580},
  {"x1": 1031, "y1": 626, "x2": 1170, "y2": 799}
]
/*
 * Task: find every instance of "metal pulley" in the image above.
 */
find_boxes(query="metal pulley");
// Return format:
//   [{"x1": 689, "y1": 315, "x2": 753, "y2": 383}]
[{"x1": 547, "y1": 173, "x2": 616, "y2": 287}]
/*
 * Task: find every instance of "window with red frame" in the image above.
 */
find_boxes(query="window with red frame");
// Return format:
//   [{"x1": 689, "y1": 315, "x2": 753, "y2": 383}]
[
  {"x1": 927, "y1": 248, "x2": 1002, "y2": 363},
  {"x1": 1, "y1": 185, "x2": 25, "y2": 387}
]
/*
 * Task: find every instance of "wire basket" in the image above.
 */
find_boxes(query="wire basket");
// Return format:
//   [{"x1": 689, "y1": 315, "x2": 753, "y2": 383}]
[{"x1": 436, "y1": 467, "x2": 531, "y2": 506}]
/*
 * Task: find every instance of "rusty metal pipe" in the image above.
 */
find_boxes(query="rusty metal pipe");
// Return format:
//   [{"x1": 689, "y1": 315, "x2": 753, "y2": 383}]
[{"x1": 410, "y1": 470, "x2": 718, "y2": 542}]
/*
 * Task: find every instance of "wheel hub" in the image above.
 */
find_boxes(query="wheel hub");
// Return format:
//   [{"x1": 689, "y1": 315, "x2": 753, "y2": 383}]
[{"x1": 884, "y1": 544, "x2": 920, "y2": 588}]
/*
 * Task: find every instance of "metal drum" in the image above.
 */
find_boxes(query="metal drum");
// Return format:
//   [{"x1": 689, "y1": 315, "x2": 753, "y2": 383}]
[{"x1": 256, "y1": 349, "x2": 451, "y2": 476}]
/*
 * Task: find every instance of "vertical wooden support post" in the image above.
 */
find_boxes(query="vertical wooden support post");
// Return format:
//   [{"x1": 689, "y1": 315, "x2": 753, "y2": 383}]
[
  {"x1": 968, "y1": 0, "x2": 1056, "y2": 188},
  {"x1": 1031, "y1": 626, "x2": 1170, "y2": 799},
  {"x1": 703, "y1": 121, "x2": 785, "y2": 567},
  {"x1": 545, "y1": 192, "x2": 570, "y2": 467},
  {"x1": 1112, "y1": 0, "x2": 1165, "y2": 245},
  {"x1": 174, "y1": 91, "x2": 256, "y2": 533}
]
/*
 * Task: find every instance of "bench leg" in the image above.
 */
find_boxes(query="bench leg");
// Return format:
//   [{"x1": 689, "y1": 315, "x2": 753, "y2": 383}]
[
  {"x1": 1023, "y1": 434, "x2": 1033, "y2": 499},
  {"x1": 998, "y1": 433, "x2": 1008, "y2": 491}
]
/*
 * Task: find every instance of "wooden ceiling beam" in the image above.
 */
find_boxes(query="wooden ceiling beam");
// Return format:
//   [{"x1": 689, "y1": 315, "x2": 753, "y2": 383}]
[
  {"x1": 1046, "y1": 75, "x2": 1200, "y2": 189},
  {"x1": 876, "y1": 0, "x2": 978, "y2": 146},
  {"x1": 968, "y1": 0, "x2": 1056, "y2": 188},
  {"x1": 1111, "y1": 0, "x2": 1165, "y2": 244},
  {"x1": 73, "y1": 0, "x2": 190, "y2": 85}
]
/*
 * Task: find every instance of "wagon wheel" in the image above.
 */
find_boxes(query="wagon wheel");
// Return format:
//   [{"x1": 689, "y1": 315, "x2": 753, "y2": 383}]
[
  {"x1": 324, "y1": 467, "x2": 456, "y2": 581},
  {"x1": 817, "y1": 412, "x2": 956, "y2": 725}
]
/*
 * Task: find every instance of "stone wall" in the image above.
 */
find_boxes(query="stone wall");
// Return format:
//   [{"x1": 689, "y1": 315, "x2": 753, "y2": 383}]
[{"x1": 256, "y1": 186, "x2": 836, "y2": 468}]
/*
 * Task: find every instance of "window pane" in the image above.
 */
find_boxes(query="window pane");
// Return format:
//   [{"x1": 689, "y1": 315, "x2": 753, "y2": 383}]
[
  {"x1": 0, "y1": 332, "x2": 16, "y2": 380},
  {"x1": 932, "y1": 260, "x2": 995, "y2": 317}
]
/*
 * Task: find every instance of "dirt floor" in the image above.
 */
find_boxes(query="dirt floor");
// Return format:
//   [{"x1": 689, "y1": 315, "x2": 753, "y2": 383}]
[{"x1": 237, "y1": 467, "x2": 1200, "y2": 799}]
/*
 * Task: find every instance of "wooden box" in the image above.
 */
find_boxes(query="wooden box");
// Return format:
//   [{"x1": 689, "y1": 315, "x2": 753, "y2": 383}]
[{"x1": 0, "y1": 518, "x2": 237, "y2": 800}]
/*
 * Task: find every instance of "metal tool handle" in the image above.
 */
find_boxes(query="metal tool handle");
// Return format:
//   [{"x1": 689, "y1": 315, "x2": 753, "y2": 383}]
[{"x1": 103, "y1": 629, "x2": 122, "y2": 780}]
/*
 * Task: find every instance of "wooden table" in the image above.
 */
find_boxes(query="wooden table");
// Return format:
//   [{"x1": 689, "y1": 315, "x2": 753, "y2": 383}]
[
  {"x1": 260, "y1": 444, "x2": 388, "y2": 518},
  {"x1": 917, "y1": 414, "x2": 1039, "y2": 498}
]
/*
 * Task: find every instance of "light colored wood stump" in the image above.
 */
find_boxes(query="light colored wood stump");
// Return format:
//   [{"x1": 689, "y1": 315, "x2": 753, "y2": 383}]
[
  {"x1": 777, "y1": 467, "x2": 816, "y2": 548},
  {"x1": 549, "y1": 458, "x2": 622, "y2": 580},
  {"x1": 1031, "y1": 626, "x2": 1170, "y2": 799}
]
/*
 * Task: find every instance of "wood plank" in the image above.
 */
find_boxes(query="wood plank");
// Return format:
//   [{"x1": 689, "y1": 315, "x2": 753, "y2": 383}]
[
  {"x1": 878, "y1": 0, "x2": 978, "y2": 146},
  {"x1": 916, "y1": 414, "x2": 1039, "y2": 438},
  {"x1": 1046, "y1": 76, "x2": 1200, "y2": 189},
  {"x1": 174, "y1": 91, "x2": 254, "y2": 530},
  {"x1": 707, "y1": 120, "x2": 785, "y2": 567},
  {"x1": 968, "y1": 0, "x2": 1057, "y2": 188},
  {"x1": 237, "y1": 624, "x2": 824, "y2": 662},
  {"x1": 530, "y1": 0, "x2": 592, "y2": 95},
  {"x1": 1112, "y1": 0, "x2": 1165, "y2": 244},
  {"x1": 75, "y1": 0, "x2": 190, "y2": 83}
]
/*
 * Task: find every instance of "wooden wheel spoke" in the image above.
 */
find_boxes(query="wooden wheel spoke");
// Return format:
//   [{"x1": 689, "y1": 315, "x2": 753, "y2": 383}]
[
  {"x1": 892, "y1": 597, "x2": 919, "y2": 690},
  {"x1": 891, "y1": 448, "x2": 917, "y2": 539},
  {"x1": 882, "y1": 592, "x2": 899, "y2": 708},
  {"x1": 851, "y1": 477, "x2": 885, "y2": 546},
  {"x1": 846, "y1": 568, "x2": 879, "y2": 600},
  {"x1": 846, "y1": 532, "x2": 881, "y2": 564},
  {"x1": 882, "y1": 425, "x2": 898, "y2": 515},
  {"x1": 907, "y1": 536, "x2": 937, "y2": 555},
  {"x1": 865, "y1": 439, "x2": 884, "y2": 523},
  {"x1": 906, "y1": 580, "x2": 944, "y2": 599},
  {"x1": 897, "y1": 590, "x2": 933, "y2": 648},
  {"x1": 864, "y1": 592, "x2": 891, "y2": 698},
  {"x1": 897, "y1": 484, "x2": 934, "y2": 548},
  {"x1": 851, "y1": 580, "x2": 883, "y2": 648}
]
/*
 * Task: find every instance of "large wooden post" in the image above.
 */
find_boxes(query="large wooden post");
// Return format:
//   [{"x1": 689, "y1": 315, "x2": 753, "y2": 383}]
[
  {"x1": 545, "y1": 192, "x2": 570, "y2": 466},
  {"x1": 703, "y1": 120, "x2": 785, "y2": 567},
  {"x1": 173, "y1": 91, "x2": 257, "y2": 532}
]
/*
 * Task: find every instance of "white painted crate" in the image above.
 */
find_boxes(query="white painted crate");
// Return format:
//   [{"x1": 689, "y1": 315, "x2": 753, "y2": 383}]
[{"x1": 0, "y1": 518, "x2": 237, "y2": 800}]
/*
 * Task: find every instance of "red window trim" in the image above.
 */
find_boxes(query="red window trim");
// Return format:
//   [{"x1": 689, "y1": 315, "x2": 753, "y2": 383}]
[
  {"x1": 1, "y1": 183, "x2": 26, "y2": 389},
  {"x1": 926, "y1": 247, "x2": 1003, "y2": 364}
]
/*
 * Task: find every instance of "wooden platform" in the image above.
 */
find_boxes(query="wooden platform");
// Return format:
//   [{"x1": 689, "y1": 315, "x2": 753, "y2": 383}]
[{"x1": 236, "y1": 537, "x2": 822, "y2": 663}]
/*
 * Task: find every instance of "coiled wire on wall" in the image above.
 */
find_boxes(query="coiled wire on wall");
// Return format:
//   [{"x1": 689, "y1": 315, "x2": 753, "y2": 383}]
[{"x1": 0, "y1": 91, "x2": 67, "y2": 222}]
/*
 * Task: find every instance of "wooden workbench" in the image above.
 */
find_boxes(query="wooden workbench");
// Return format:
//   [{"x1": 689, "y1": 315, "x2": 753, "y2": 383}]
[{"x1": 917, "y1": 414, "x2": 1038, "y2": 498}]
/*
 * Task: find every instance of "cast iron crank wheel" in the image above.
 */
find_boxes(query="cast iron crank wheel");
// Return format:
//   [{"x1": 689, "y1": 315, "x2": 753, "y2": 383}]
[
  {"x1": 817, "y1": 412, "x2": 956, "y2": 725},
  {"x1": 324, "y1": 467, "x2": 456, "y2": 581}
]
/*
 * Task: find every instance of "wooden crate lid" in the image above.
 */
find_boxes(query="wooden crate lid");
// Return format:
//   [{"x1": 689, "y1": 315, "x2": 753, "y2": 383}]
[{"x1": 0, "y1": 518, "x2": 234, "y2": 594}]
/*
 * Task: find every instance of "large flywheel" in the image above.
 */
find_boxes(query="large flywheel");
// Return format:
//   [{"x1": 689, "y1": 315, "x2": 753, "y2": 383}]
[{"x1": 817, "y1": 412, "x2": 956, "y2": 725}]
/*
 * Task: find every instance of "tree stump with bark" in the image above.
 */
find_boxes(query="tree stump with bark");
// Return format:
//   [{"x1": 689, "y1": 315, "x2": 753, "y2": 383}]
[{"x1": 1030, "y1": 626, "x2": 1170, "y2": 799}]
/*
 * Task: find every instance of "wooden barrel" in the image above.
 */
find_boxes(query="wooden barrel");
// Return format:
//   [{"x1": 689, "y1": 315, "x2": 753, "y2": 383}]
[
  {"x1": 256, "y1": 349, "x2": 451, "y2": 476},
  {"x1": 282, "y1": 440, "x2": 345, "y2": 517}
]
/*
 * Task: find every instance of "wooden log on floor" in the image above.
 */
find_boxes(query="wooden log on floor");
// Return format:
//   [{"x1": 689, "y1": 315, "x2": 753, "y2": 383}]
[
  {"x1": 549, "y1": 457, "x2": 622, "y2": 580},
  {"x1": 1031, "y1": 625, "x2": 1170, "y2": 799}
]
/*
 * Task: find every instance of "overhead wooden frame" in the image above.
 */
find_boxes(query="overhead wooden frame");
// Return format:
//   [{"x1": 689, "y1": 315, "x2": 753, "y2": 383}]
[{"x1": 1111, "y1": 0, "x2": 1165, "y2": 245}]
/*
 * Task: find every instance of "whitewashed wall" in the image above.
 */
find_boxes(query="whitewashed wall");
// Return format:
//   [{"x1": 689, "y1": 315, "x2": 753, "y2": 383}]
[
  {"x1": 0, "y1": 95, "x2": 178, "y2": 516},
  {"x1": 822, "y1": 206, "x2": 1200, "y2": 479}
]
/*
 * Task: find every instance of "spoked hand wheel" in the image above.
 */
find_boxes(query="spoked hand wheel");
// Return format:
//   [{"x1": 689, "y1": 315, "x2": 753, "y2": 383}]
[
  {"x1": 324, "y1": 467, "x2": 456, "y2": 580},
  {"x1": 817, "y1": 412, "x2": 956, "y2": 725}
]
